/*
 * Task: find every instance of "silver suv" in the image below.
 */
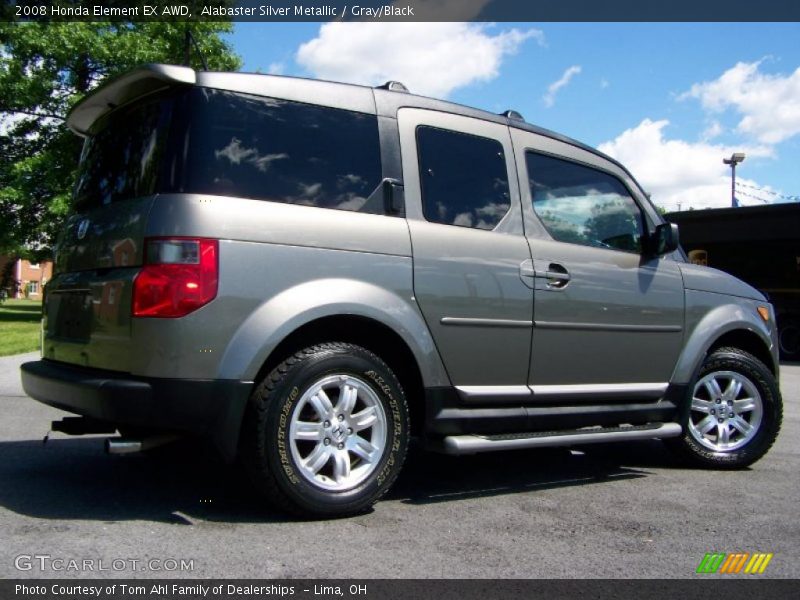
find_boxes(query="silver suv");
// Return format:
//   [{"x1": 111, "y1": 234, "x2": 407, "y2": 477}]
[{"x1": 21, "y1": 65, "x2": 783, "y2": 516}]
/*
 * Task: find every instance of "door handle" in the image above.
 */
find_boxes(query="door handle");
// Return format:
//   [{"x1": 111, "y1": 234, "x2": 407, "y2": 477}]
[{"x1": 534, "y1": 262, "x2": 571, "y2": 289}]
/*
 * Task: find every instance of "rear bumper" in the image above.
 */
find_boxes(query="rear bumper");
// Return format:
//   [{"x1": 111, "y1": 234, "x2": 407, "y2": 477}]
[{"x1": 20, "y1": 359, "x2": 252, "y2": 461}]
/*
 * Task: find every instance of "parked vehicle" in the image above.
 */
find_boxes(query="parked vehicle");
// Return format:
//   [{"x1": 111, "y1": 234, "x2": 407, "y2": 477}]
[
  {"x1": 21, "y1": 65, "x2": 783, "y2": 516},
  {"x1": 667, "y1": 204, "x2": 800, "y2": 361}
]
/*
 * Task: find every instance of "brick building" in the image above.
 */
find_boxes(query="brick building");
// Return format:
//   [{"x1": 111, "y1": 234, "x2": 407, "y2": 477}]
[{"x1": 0, "y1": 256, "x2": 53, "y2": 300}]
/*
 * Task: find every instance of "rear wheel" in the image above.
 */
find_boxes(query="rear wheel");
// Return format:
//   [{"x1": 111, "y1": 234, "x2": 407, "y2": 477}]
[
  {"x1": 240, "y1": 343, "x2": 409, "y2": 517},
  {"x1": 667, "y1": 347, "x2": 782, "y2": 469}
]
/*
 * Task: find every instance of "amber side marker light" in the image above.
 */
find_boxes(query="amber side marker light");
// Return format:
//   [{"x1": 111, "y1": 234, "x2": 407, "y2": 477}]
[{"x1": 757, "y1": 306, "x2": 770, "y2": 322}]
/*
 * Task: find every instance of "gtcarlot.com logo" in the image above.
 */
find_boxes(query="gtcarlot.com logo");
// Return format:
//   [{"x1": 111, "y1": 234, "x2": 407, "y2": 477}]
[
  {"x1": 696, "y1": 552, "x2": 774, "y2": 574},
  {"x1": 14, "y1": 554, "x2": 195, "y2": 572}
]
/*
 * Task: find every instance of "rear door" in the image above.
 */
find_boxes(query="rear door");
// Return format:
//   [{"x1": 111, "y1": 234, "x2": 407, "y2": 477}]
[
  {"x1": 511, "y1": 129, "x2": 684, "y2": 399},
  {"x1": 43, "y1": 93, "x2": 172, "y2": 372},
  {"x1": 398, "y1": 109, "x2": 533, "y2": 396}
]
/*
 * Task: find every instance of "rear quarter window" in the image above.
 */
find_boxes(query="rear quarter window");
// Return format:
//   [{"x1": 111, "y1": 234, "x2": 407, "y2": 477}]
[{"x1": 178, "y1": 89, "x2": 384, "y2": 214}]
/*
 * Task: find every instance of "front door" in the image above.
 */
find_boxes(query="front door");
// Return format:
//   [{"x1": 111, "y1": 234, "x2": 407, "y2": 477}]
[{"x1": 512, "y1": 129, "x2": 684, "y2": 401}]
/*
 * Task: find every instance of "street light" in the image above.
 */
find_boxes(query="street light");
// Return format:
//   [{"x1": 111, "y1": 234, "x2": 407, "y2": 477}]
[{"x1": 723, "y1": 152, "x2": 745, "y2": 208}]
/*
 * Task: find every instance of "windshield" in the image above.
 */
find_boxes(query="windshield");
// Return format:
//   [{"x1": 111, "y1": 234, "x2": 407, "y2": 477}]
[{"x1": 73, "y1": 93, "x2": 173, "y2": 213}]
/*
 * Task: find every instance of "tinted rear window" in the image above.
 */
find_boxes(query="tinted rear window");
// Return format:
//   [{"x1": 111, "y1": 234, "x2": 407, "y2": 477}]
[
  {"x1": 73, "y1": 95, "x2": 171, "y2": 212},
  {"x1": 174, "y1": 89, "x2": 383, "y2": 214}
]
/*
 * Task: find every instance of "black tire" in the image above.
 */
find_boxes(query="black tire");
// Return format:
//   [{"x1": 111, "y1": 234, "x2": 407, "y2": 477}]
[
  {"x1": 239, "y1": 343, "x2": 409, "y2": 517},
  {"x1": 778, "y1": 319, "x2": 800, "y2": 361},
  {"x1": 666, "y1": 346, "x2": 782, "y2": 469}
]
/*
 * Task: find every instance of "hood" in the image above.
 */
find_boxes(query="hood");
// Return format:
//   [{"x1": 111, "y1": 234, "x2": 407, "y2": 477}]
[{"x1": 679, "y1": 263, "x2": 766, "y2": 302}]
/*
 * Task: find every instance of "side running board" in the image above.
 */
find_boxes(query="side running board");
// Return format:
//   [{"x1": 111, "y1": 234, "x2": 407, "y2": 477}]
[{"x1": 441, "y1": 422, "x2": 682, "y2": 455}]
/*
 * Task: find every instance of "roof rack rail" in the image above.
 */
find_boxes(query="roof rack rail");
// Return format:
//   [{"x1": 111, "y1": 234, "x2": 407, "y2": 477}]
[
  {"x1": 501, "y1": 109, "x2": 524, "y2": 121},
  {"x1": 377, "y1": 81, "x2": 409, "y2": 93}
]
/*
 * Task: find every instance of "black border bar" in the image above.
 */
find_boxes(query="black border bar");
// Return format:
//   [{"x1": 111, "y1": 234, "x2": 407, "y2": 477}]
[
  {"x1": 6, "y1": 0, "x2": 800, "y2": 22},
  {"x1": 4, "y1": 579, "x2": 799, "y2": 600}
]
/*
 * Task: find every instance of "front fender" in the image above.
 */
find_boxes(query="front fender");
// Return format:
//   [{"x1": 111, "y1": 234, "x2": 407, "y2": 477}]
[
  {"x1": 217, "y1": 277, "x2": 449, "y2": 387},
  {"x1": 671, "y1": 290, "x2": 776, "y2": 384}
]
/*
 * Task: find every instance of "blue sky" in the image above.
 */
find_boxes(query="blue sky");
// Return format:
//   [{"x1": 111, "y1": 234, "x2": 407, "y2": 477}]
[{"x1": 228, "y1": 22, "x2": 800, "y2": 210}]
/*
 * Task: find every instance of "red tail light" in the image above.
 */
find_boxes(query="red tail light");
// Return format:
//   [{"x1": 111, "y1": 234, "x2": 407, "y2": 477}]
[{"x1": 133, "y1": 238, "x2": 218, "y2": 318}]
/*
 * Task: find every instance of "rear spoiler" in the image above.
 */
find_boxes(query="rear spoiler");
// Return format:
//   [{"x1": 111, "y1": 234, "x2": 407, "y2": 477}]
[{"x1": 66, "y1": 64, "x2": 196, "y2": 136}]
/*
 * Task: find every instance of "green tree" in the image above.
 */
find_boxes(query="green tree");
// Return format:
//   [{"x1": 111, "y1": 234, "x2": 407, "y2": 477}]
[{"x1": 0, "y1": 22, "x2": 241, "y2": 259}]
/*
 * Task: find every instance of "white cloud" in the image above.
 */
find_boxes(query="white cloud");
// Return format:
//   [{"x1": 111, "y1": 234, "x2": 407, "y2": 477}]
[
  {"x1": 295, "y1": 22, "x2": 543, "y2": 98},
  {"x1": 543, "y1": 65, "x2": 582, "y2": 108},
  {"x1": 267, "y1": 62, "x2": 285, "y2": 75},
  {"x1": 680, "y1": 60, "x2": 800, "y2": 144},
  {"x1": 600, "y1": 78, "x2": 610, "y2": 89},
  {"x1": 701, "y1": 120, "x2": 724, "y2": 141},
  {"x1": 598, "y1": 118, "x2": 773, "y2": 211}
]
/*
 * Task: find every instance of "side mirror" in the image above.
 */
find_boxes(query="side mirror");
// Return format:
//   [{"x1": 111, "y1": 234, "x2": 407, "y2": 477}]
[{"x1": 651, "y1": 222, "x2": 680, "y2": 256}]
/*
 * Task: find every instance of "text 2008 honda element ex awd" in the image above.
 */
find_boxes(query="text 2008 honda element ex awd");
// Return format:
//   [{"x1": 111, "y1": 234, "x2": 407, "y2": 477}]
[{"x1": 21, "y1": 65, "x2": 783, "y2": 516}]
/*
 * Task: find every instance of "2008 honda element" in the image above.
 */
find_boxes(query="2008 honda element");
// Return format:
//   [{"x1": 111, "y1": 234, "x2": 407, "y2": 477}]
[{"x1": 21, "y1": 65, "x2": 782, "y2": 516}]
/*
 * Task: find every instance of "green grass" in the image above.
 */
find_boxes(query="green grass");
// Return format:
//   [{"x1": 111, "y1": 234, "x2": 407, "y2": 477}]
[{"x1": 0, "y1": 299, "x2": 42, "y2": 356}]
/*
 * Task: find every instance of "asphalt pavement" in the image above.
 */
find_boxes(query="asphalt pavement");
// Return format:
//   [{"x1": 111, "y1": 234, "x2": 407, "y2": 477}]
[{"x1": 1, "y1": 352, "x2": 798, "y2": 579}]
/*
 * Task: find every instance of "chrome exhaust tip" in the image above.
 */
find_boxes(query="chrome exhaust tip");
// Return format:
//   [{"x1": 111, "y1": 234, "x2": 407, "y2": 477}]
[
  {"x1": 105, "y1": 438, "x2": 142, "y2": 454},
  {"x1": 105, "y1": 434, "x2": 180, "y2": 455}
]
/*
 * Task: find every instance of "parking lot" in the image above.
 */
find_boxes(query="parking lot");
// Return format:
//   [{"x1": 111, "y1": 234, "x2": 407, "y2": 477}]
[{"x1": 1, "y1": 351, "x2": 798, "y2": 579}]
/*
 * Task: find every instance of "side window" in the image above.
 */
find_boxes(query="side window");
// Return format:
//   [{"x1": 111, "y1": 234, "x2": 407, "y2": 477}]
[
  {"x1": 181, "y1": 89, "x2": 383, "y2": 214},
  {"x1": 417, "y1": 126, "x2": 510, "y2": 230},
  {"x1": 526, "y1": 152, "x2": 645, "y2": 253}
]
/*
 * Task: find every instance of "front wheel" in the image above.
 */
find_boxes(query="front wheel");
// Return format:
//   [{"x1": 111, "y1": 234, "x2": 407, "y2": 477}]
[
  {"x1": 240, "y1": 343, "x2": 409, "y2": 517},
  {"x1": 778, "y1": 319, "x2": 799, "y2": 361},
  {"x1": 666, "y1": 347, "x2": 782, "y2": 469}
]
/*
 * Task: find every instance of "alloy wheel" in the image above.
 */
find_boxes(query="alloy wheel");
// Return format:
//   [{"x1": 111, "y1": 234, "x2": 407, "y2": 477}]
[
  {"x1": 289, "y1": 374, "x2": 387, "y2": 491},
  {"x1": 688, "y1": 370, "x2": 763, "y2": 452}
]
